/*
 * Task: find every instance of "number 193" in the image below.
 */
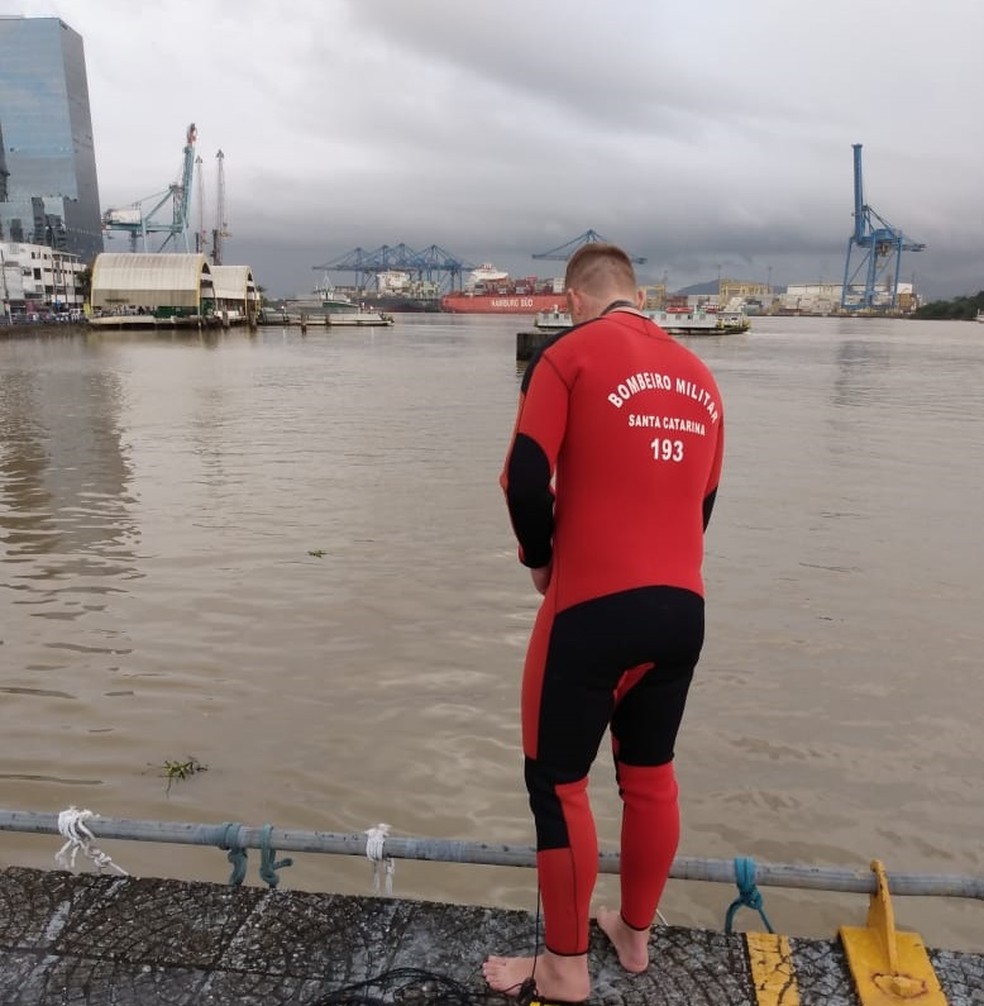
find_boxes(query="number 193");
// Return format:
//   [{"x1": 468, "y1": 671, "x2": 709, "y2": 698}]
[{"x1": 650, "y1": 438, "x2": 684, "y2": 462}]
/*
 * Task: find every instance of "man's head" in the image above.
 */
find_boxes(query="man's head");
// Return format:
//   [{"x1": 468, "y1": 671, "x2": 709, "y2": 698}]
[{"x1": 564, "y1": 242, "x2": 644, "y2": 323}]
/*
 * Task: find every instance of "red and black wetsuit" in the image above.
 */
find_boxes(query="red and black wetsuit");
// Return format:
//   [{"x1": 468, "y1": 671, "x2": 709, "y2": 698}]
[{"x1": 501, "y1": 305, "x2": 724, "y2": 956}]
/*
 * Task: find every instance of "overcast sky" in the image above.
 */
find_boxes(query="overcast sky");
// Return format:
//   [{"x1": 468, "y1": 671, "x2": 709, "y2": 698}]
[{"x1": 18, "y1": 0, "x2": 984, "y2": 297}]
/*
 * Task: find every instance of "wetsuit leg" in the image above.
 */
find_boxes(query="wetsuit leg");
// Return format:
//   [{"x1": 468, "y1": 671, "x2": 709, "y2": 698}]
[
  {"x1": 614, "y1": 750, "x2": 682, "y2": 930},
  {"x1": 521, "y1": 598, "x2": 613, "y2": 955},
  {"x1": 610, "y1": 592, "x2": 703, "y2": 930},
  {"x1": 521, "y1": 586, "x2": 703, "y2": 955}
]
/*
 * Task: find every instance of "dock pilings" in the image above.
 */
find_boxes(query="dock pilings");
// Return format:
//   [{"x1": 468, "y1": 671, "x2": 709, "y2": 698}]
[{"x1": 516, "y1": 328, "x2": 550, "y2": 361}]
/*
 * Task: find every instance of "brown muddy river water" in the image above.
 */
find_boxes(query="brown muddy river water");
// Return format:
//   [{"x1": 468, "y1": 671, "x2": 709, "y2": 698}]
[{"x1": 1, "y1": 315, "x2": 981, "y2": 951}]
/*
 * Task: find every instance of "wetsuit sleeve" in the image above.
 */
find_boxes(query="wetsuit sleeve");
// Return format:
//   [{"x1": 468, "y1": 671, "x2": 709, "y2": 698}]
[
  {"x1": 702, "y1": 417, "x2": 724, "y2": 531},
  {"x1": 500, "y1": 355, "x2": 570, "y2": 568}
]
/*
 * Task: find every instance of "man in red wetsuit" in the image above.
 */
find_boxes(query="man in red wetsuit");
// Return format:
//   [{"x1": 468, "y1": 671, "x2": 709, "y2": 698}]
[{"x1": 483, "y1": 243, "x2": 724, "y2": 1003}]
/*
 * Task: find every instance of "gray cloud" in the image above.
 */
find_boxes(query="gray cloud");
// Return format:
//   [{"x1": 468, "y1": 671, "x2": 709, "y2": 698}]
[{"x1": 22, "y1": 0, "x2": 984, "y2": 297}]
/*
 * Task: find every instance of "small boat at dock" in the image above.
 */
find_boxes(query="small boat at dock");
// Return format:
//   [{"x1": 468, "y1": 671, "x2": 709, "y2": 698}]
[
  {"x1": 647, "y1": 307, "x2": 750, "y2": 334},
  {"x1": 533, "y1": 306, "x2": 751, "y2": 335},
  {"x1": 324, "y1": 307, "x2": 393, "y2": 327},
  {"x1": 277, "y1": 284, "x2": 395, "y2": 327},
  {"x1": 533, "y1": 306, "x2": 571, "y2": 331}
]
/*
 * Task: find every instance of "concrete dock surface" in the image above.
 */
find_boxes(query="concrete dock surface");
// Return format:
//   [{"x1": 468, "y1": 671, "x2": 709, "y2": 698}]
[{"x1": 1, "y1": 866, "x2": 981, "y2": 1005}]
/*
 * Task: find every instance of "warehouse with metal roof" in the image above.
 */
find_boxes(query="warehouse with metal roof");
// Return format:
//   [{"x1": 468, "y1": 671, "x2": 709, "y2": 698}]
[
  {"x1": 90, "y1": 253, "x2": 214, "y2": 314},
  {"x1": 209, "y1": 264, "x2": 259, "y2": 320}
]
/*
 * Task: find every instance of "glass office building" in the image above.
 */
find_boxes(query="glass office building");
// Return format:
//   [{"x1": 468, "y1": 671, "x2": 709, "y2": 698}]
[{"x1": 0, "y1": 16, "x2": 103, "y2": 262}]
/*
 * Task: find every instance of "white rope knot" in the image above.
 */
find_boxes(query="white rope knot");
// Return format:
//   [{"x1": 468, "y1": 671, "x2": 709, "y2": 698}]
[
  {"x1": 364, "y1": 822, "x2": 394, "y2": 896},
  {"x1": 55, "y1": 806, "x2": 128, "y2": 876}
]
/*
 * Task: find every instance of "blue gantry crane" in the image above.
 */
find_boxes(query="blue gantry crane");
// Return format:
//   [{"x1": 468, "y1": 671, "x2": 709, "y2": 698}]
[
  {"x1": 313, "y1": 244, "x2": 474, "y2": 292},
  {"x1": 532, "y1": 229, "x2": 647, "y2": 264},
  {"x1": 841, "y1": 144, "x2": 925, "y2": 311},
  {"x1": 102, "y1": 123, "x2": 199, "y2": 253}
]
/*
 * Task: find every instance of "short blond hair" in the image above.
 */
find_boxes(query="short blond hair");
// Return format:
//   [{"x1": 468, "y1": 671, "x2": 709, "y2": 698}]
[{"x1": 564, "y1": 242, "x2": 637, "y2": 296}]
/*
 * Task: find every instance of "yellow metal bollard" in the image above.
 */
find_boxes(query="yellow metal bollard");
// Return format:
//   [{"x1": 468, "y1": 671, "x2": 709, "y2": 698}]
[{"x1": 839, "y1": 860, "x2": 948, "y2": 1005}]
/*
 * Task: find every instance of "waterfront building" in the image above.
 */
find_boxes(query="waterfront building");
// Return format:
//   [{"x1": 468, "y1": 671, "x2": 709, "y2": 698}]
[
  {"x1": 781, "y1": 281, "x2": 916, "y2": 315},
  {"x1": 781, "y1": 283, "x2": 844, "y2": 315},
  {"x1": 719, "y1": 278, "x2": 771, "y2": 301},
  {"x1": 0, "y1": 240, "x2": 86, "y2": 321},
  {"x1": 0, "y1": 16, "x2": 103, "y2": 263},
  {"x1": 90, "y1": 252, "x2": 215, "y2": 319},
  {"x1": 210, "y1": 264, "x2": 260, "y2": 321}
]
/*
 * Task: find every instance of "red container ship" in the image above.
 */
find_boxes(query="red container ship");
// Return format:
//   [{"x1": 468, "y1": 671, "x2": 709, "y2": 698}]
[{"x1": 441, "y1": 263, "x2": 566, "y2": 314}]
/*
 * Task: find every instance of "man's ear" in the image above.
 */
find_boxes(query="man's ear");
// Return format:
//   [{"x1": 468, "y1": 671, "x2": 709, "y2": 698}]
[{"x1": 634, "y1": 288, "x2": 647, "y2": 310}]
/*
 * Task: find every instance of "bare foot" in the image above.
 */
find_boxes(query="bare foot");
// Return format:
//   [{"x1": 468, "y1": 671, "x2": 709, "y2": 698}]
[
  {"x1": 482, "y1": 951, "x2": 590, "y2": 1002},
  {"x1": 596, "y1": 906, "x2": 650, "y2": 973}
]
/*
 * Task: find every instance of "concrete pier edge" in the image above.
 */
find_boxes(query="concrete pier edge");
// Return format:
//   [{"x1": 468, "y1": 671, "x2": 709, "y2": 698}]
[{"x1": 1, "y1": 866, "x2": 982, "y2": 1005}]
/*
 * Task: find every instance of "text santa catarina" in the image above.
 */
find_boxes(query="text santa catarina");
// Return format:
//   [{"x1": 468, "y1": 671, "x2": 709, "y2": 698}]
[{"x1": 628, "y1": 415, "x2": 707, "y2": 435}]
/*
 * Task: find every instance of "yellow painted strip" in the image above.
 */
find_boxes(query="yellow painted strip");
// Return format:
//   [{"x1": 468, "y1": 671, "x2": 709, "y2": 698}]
[
  {"x1": 746, "y1": 931, "x2": 801, "y2": 1006},
  {"x1": 840, "y1": 925, "x2": 948, "y2": 1005}
]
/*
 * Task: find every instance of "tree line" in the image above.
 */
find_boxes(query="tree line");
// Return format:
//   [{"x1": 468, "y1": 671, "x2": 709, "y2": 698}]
[{"x1": 912, "y1": 290, "x2": 984, "y2": 320}]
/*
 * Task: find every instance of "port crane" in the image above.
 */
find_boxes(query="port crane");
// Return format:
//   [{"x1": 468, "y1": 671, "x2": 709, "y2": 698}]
[
  {"x1": 192, "y1": 148, "x2": 230, "y2": 263},
  {"x1": 194, "y1": 155, "x2": 207, "y2": 255},
  {"x1": 841, "y1": 144, "x2": 925, "y2": 311},
  {"x1": 211, "y1": 150, "x2": 230, "y2": 265},
  {"x1": 0, "y1": 122, "x2": 8, "y2": 202},
  {"x1": 102, "y1": 123, "x2": 198, "y2": 252},
  {"x1": 532, "y1": 229, "x2": 647, "y2": 264},
  {"x1": 313, "y1": 244, "x2": 473, "y2": 292}
]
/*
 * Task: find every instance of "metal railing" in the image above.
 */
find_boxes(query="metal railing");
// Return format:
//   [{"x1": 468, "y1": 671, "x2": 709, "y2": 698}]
[{"x1": 2, "y1": 807, "x2": 982, "y2": 901}]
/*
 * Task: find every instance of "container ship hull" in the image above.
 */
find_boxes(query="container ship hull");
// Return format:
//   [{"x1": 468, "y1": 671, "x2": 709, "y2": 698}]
[
  {"x1": 442, "y1": 292, "x2": 567, "y2": 314},
  {"x1": 362, "y1": 294, "x2": 441, "y2": 313}
]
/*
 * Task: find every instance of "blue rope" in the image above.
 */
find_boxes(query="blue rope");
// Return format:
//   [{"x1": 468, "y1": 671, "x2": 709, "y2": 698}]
[
  {"x1": 724, "y1": 856, "x2": 774, "y2": 934},
  {"x1": 258, "y1": 823, "x2": 293, "y2": 888},
  {"x1": 219, "y1": 821, "x2": 248, "y2": 886}
]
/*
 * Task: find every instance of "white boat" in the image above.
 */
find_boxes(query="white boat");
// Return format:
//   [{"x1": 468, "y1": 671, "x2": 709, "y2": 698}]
[
  {"x1": 257, "y1": 305, "x2": 290, "y2": 325},
  {"x1": 320, "y1": 289, "x2": 393, "y2": 326},
  {"x1": 976, "y1": 309, "x2": 984, "y2": 323},
  {"x1": 715, "y1": 310, "x2": 752, "y2": 333},
  {"x1": 647, "y1": 308, "x2": 750, "y2": 334},
  {"x1": 283, "y1": 284, "x2": 393, "y2": 326},
  {"x1": 324, "y1": 306, "x2": 393, "y2": 327},
  {"x1": 533, "y1": 306, "x2": 571, "y2": 331},
  {"x1": 533, "y1": 306, "x2": 750, "y2": 334}
]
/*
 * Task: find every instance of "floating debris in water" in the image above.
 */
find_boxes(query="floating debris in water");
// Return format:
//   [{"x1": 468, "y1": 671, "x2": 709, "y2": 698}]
[{"x1": 160, "y1": 756, "x2": 208, "y2": 795}]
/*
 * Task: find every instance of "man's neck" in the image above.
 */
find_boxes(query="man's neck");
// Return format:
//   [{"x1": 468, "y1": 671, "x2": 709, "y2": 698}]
[{"x1": 600, "y1": 298, "x2": 640, "y2": 316}]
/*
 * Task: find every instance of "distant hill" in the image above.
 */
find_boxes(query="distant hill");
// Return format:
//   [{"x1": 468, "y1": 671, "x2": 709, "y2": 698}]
[
  {"x1": 674, "y1": 281, "x2": 718, "y2": 296},
  {"x1": 669, "y1": 280, "x2": 786, "y2": 297}
]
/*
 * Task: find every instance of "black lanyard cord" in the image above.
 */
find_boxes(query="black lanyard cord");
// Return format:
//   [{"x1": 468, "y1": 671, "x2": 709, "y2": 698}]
[{"x1": 601, "y1": 298, "x2": 636, "y2": 315}]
